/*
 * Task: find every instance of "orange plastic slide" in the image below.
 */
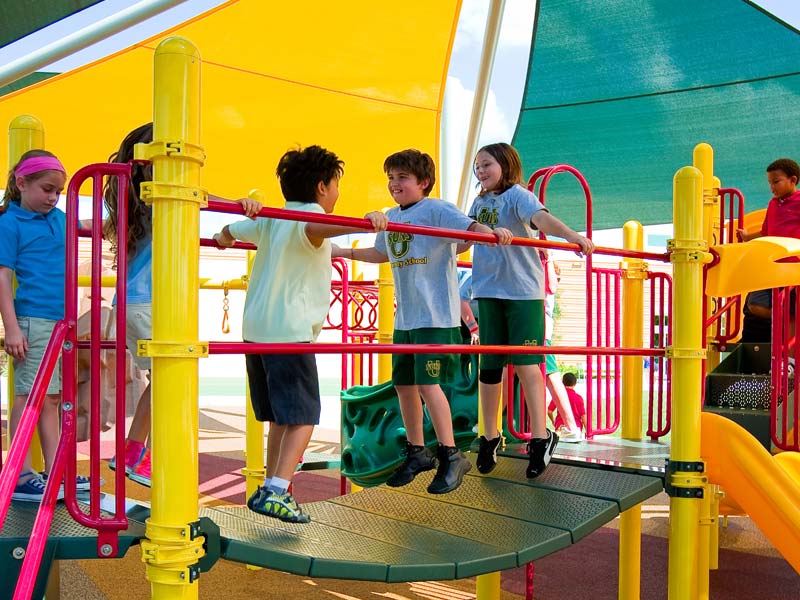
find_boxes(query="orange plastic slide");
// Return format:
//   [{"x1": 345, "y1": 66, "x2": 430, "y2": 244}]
[{"x1": 701, "y1": 412, "x2": 800, "y2": 573}]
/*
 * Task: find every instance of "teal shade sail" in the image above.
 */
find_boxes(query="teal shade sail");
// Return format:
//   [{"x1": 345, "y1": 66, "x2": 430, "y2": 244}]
[{"x1": 513, "y1": 0, "x2": 800, "y2": 231}]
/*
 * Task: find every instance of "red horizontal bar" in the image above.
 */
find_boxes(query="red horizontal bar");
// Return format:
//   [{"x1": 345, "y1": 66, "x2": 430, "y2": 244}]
[{"x1": 208, "y1": 342, "x2": 665, "y2": 357}]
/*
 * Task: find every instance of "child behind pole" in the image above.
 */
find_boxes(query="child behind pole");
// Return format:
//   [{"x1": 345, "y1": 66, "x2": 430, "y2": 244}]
[
  {"x1": 548, "y1": 372, "x2": 586, "y2": 434},
  {"x1": 0, "y1": 150, "x2": 75, "y2": 501},
  {"x1": 214, "y1": 145, "x2": 386, "y2": 523},
  {"x1": 337, "y1": 149, "x2": 512, "y2": 494},
  {"x1": 469, "y1": 142, "x2": 595, "y2": 478}
]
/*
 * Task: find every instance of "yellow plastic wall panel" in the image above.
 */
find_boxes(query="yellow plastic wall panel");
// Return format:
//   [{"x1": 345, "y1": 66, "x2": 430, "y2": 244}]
[
  {"x1": 706, "y1": 236, "x2": 800, "y2": 298},
  {"x1": 0, "y1": 0, "x2": 460, "y2": 215}
]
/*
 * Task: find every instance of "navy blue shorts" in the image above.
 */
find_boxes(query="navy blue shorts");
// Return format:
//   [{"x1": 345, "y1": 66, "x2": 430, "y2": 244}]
[{"x1": 244, "y1": 350, "x2": 321, "y2": 425}]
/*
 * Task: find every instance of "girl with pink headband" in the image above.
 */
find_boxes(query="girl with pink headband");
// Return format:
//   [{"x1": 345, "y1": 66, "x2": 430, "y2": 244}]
[{"x1": 0, "y1": 149, "x2": 94, "y2": 501}]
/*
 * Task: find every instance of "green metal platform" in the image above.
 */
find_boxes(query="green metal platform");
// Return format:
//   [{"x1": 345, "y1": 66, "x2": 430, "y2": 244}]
[
  {"x1": 0, "y1": 498, "x2": 145, "y2": 600},
  {"x1": 210, "y1": 453, "x2": 662, "y2": 582},
  {"x1": 1, "y1": 451, "x2": 663, "y2": 590}
]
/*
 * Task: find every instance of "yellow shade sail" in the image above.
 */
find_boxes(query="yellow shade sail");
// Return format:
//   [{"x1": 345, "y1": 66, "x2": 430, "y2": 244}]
[{"x1": 1, "y1": 0, "x2": 461, "y2": 214}]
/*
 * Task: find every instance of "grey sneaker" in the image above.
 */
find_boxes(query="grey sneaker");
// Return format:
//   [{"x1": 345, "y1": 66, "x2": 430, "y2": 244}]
[
  {"x1": 247, "y1": 486, "x2": 310, "y2": 523},
  {"x1": 386, "y1": 442, "x2": 437, "y2": 487},
  {"x1": 526, "y1": 429, "x2": 559, "y2": 478}
]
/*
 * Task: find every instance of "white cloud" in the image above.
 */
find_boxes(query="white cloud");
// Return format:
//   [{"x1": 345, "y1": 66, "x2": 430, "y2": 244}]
[{"x1": 453, "y1": 0, "x2": 537, "y2": 54}]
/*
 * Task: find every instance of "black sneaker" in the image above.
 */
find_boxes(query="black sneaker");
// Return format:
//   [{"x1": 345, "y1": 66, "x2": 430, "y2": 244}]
[
  {"x1": 427, "y1": 445, "x2": 471, "y2": 494},
  {"x1": 476, "y1": 435, "x2": 502, "y2": 474},
  {"x1": 386, "y1": 442, "x2": 437, "y2": 487},
  {"x1": 526, "y1": 429, "x2": 559, "y2": 479}
]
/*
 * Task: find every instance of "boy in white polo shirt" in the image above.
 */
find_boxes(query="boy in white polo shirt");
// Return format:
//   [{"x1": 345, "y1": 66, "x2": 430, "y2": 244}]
[{"x1": 214, "y1": 145, "x2": 386, "y2": 523}]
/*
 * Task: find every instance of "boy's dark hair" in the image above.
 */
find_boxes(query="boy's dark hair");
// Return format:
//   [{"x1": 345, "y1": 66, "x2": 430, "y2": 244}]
[
  {"x1": 767, "y1": 158, "x2": 800, "y2": 181},
  {"x1": 383, "y1": 149, "x2": 436, "y2": 196},
  {"x1": 476, "y1": 142, "x2": 523, "y2": 195},
  {"x1": 103, "y1": 122, "x2": 153, "y2": 262},
  {"x1": 1, "y1": 149, "x2": 60, "y2": 213},
  {"x1": 276, "y1": 145, "x2": 344, "y2": 203},
  {"x1": 562, "y1": 371, "x2": 577, "y2": 387}
]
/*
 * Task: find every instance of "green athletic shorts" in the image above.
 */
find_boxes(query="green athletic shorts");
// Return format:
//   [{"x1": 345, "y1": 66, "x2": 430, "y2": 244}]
[
  {"x1": 545, "y1": 339, "x2": 558, "y2": 375},
  {"x1": 392, "y1": 327, "x2": 460, "y2": 386},
  {"x1": 477, "y1": 298, "x2": 544, "y2": 369}
]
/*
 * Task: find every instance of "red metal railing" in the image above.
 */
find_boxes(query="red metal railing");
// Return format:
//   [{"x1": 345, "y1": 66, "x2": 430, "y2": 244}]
[{"x1": 771, "y1": 285, "x2": 799, "y2": 451}]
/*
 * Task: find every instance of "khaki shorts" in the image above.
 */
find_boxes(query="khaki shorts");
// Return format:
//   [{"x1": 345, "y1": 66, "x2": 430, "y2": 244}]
[
  {"x1": 13, "y1": 316, "x2": 61, "y2": 396},
  {"x1": 125, "y1": 303, "x2": 152, "y2": 371}
]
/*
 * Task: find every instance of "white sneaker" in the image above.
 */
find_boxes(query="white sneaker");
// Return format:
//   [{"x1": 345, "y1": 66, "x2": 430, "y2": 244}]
[{"x1": 559, "y1": 428, "x2": 585, "y2": 443}]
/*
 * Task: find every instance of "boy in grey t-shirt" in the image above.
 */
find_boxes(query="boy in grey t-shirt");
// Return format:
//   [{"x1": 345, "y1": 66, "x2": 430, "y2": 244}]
[{"x1": 335, "y1": 149, "x2": 511, "y2": 494}]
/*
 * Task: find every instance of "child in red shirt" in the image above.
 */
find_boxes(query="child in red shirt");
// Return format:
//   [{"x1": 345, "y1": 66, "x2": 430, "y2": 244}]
[{"x1": 547, "y1": 372, "x2": 586, "y2": 434}]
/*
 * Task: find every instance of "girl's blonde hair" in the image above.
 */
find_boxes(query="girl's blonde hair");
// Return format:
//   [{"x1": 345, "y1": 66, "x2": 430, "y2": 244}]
[
  {"x1": 475, "y1": 142, "x2": 524, "y2": 195},
  {"x1": 102, "y1": 123, "x2": 153, "y2": 263},
  {"x1": 1, "y1": 149, "x2": 61, "y2": 214}
]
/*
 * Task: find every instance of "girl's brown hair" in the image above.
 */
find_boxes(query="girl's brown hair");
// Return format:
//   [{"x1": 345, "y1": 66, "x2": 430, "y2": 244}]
[
  {"x1": 1, "y1": 149, "x2": 61, "y2": 214},
  {"x1": 475, "y1": 142, "x2": 524, "y2": 195},
  {"x1": 102, "y1": 123, "x2": 153, "y2": 263}
]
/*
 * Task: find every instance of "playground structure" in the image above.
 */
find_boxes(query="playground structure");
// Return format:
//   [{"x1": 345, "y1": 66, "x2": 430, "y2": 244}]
[{"x1": 0, "y1": 32, "x2": 799, "y2": 600}]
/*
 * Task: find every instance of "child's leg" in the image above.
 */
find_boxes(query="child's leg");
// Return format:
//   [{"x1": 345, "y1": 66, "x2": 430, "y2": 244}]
[
  {"x1": 479, "y1": 381, "x2": 503, "y2": 440},
  {"x1": 265, "y1": 422, "x2": 285, "y2": 479},
  {"x1": 395, "y1": 385, "x2": 425, "y2": 445},
  {"x1": 9, "y1": 395, "x2": 35, "y2": 481},
  {"x1": 418, "y1": 384, "x2": 455, "y2": 447},
  {"x1": 516, "y1": 364, "x2": 547, "y2": 439},
  {"x1": 271, "y1": 424, "x2": 314, "y2": 482},
  {"x1": 37, "y1": 393, "x2": 61, "y2": 473},
  {"x1": 127, "y1": 383, "x2": 151, "y2": 445}
]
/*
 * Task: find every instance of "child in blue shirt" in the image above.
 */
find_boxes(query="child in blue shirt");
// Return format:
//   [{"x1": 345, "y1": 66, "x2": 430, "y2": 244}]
[
  {"x1": 0, "y1": 150, "x2": 71, "y2": 501},
  {"x1": 470, "y1": 142, "x2": 594, "y2": 478},
  {"x1": 337, "y1": 149, "x2": 512, "y2": 494}
]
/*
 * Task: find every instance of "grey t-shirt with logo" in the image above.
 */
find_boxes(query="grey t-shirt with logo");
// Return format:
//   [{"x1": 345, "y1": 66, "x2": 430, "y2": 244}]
[
  {"x1": 469, "y1": 183, "x2": 548, "y2": 300},
  {"x1": 375, "y1": 198, "x2": 475, "y2": 330}
]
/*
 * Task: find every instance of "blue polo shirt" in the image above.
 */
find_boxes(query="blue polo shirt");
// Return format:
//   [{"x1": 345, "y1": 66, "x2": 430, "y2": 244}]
[{"x1": 0, "y1": 201, "x2": 67, "y2": 320}]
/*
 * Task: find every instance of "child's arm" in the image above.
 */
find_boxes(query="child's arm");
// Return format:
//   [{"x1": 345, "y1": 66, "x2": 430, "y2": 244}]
[
  {"x1": 333, "y1": 244, "x2": 388, "y2": 263},
  {"x1": 213, "y1": 225, "x2": 236, "y2": 248},
  {"x1": 531, "y1": 212, "x2": 595, "y2": 256},
  {"x1": 0, "y1": 266, "x2": 27, "y2": 360},
  {"x1": 460, "y1": 300, "x2": 479, "y2": 344},
  {"x1": 737, "y1": 229, "x2": 762, "y2": 242},
  {"x1": 208, "y1": 194, "x2": 263, "y2": 219},
  {"x1": 306, "y1": 211, "x2": 388, "y2": 248},
  {"x1": 467, "y1": 222, "x2": 514, "y2": 245}
]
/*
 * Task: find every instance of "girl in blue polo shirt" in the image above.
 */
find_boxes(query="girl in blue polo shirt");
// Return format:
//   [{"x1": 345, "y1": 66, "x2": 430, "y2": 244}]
[{"x1": 0, "y1": 149, "x2": 73, "y2": 502}]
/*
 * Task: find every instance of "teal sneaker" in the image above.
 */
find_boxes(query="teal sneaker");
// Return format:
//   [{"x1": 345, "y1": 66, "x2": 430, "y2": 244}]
[{"x1": 246, "y1": 486, "x2": 310, "y2": 523}]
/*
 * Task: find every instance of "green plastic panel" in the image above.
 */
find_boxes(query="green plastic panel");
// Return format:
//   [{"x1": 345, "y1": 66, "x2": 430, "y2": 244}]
[{"x1": 513, "y1": 0, "x2": 800, "y2": 230}]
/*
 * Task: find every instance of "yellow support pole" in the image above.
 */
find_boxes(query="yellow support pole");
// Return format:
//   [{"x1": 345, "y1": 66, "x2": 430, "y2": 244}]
[
  {"x1": 667, "y1": 166, "x2": 710, "y2": 600},
  {"x1": 7, "y1": 114, "x2": 45, "y2": 471},
  {"x1": 618, "y1": 220, "x2": 645, "y2": 600},
  {"x1": 377, "y1": 261, "x2": 394, "y2": 383},
  {"x1": 693, "y1": 143, "x2": 720, "y2": 371},
  {"x1": 476, "y1": 571, "x2": 501, "y2": 600},
  {"x1": 242, "y1": 250, "x2": 263, "y2": 502},
  {"x1": 137, "y1": 37, "x2": 205, "y2": 599}
]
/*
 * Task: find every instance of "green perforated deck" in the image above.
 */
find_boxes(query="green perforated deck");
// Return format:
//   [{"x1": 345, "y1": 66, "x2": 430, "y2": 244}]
[
  {"x1": 1, "y1": 498, "x2": 145, "y2": 600},
  {"x1": 215, "y1": 453, "x2": 662, "y2": 581}
]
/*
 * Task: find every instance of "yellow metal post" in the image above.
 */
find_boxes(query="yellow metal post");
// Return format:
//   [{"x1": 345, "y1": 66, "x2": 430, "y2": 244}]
[
  {"x1": 7, "y1": 115, "x2": 46, "y2": 471},
  {"x1": 476, "y1": 571, "x2": 501, "y2": 600},
  {"x1": 377, "y1": 261, "x2": 394, "y2": 383},
  {"x1": 241, "y1": 250, "x2": 264, "y2": 501},
  {"x1": 693, "y1": 143, "x2": 720, "y2": 372},
  {"x1": 667, "y1": 166, "x2": 709, "y2": 600},
  {"x1": 137, "y1": 37, "x2": 206, "y2": 599},
  {"x1": 619, "y1": 220, "x2": 645, "y2": 600}
]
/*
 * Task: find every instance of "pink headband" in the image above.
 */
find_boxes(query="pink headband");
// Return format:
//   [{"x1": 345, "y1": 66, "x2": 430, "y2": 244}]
[{"x1": 14, "y1": 156, "x2": 66, "y2": 179}]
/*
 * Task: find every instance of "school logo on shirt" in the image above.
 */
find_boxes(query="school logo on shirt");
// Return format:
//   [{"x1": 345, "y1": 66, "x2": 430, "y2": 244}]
[
  {"x1": 476, "y1": 207, "x2": 498, "y2": 227},
  {"x1": 388, "y1": 231, "x2": 413, "y2": 258},
  {"x1": 425, "y1": 359, "x2": 441, "y2": 378}
]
